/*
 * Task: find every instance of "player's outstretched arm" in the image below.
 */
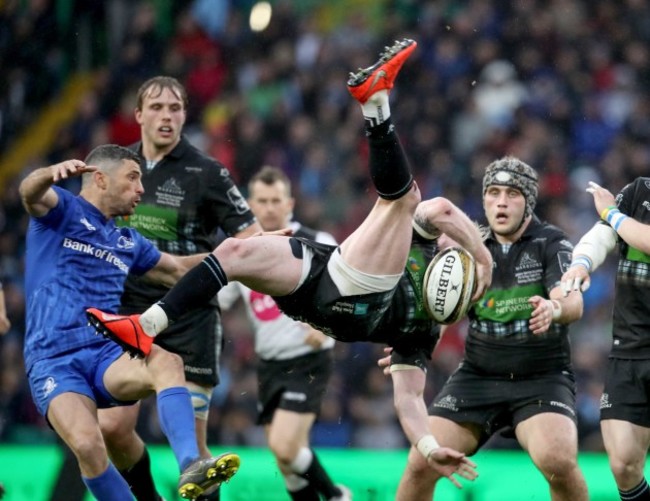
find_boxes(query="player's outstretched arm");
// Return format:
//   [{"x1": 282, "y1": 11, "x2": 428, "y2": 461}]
[
  {"x1": 19, "y1": 160, "x2": 97, "y2": 216},
  {"x1": 387, "y1": 358, "x2": 478, "y2": 488}
]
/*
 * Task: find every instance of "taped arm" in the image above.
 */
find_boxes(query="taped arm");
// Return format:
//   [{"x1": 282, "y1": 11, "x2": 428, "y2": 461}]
[{"x1": 572, "y1": 222, "x2": 617, "y2": 272}]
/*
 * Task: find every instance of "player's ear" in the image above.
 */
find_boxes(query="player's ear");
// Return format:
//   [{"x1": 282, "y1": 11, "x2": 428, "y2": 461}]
[{"x1": 94, "y1": 170, "x2": 108, "y2": 190}]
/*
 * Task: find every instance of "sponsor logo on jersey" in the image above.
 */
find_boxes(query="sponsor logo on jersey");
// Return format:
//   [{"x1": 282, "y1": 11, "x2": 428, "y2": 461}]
[
  {"x1": 550, "y1": 400, "x2": 575, "y2": 417},
  {"x1": 282, "y1": 391, "x2": 307, "y2": 402},
  {"x1": 185, "y1": 365, "x2": 213, "y2": 375},
  {"x1": 643, "y1": 200, "x2": 650, "y2": 212},
  {"x1": 80, "y1": 217, "x2": 96, "y2": 232},
  {"x1": 600, "y1": 393, "x2": 612, "y2": 409},
  {"x1": 62, "y1": 238, "x2": 129, "y2": 273},
  {"x1": 42, "y1": 377, "x2": 57, "y2": 398},
  {"x1": 354, "y1": 303, "x2": 369, "y2": 315},
  {"x1": 480, "y1": 297, "x2": 496, "y2": 309},
  {"x1": 332, "y1": 301, "x2": 368, "y2": 316},
  {"x1": 407, "y1": 256, "x2": 422, "y2": 272},
  {"x1": 433, "y1": 394, "x2": 458, "y2": 412},
  {"x1": 117, "y1": 205, "x2": 178, "y2": 241}
]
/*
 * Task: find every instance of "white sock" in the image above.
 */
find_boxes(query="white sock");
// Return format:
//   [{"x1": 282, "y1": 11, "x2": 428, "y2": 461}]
[
  {"x1": 360, "y1": 89, "x2": 391, "y2": 124},
  {"x1": 289, "y1": 447, "x2": 313, "y2": 474},
  {"x1": 284, "y1": 473, "x2": 309, "y2": 492},
  {"x1": 139, "y1": 304, "x2": 168, "y2": 337}
]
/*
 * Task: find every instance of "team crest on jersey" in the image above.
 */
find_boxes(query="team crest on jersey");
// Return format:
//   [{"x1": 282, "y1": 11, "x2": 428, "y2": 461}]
[
  {"x1": 117, "y1": 235, "x2": 135, "y2": 249},
  {"x1": 643, "y1": 201, "x2": 650, "y2": 212},
  {"x1": 159, "y1": 178, "x2": 184, "y2": 196},
  {"x1": 80, "y1": 217, "x2": 96, "y2": 231},
  {"x1": 516, "y1": 252, "x2": 540, "y2": 270},
  {"x1": 42, "y1": 377, "x2": 57, "y2": 398},
  {"x1": 155, "y1": 178, "x2": 185, "y2": 208},
  {"x1": 645, "y1": 180, "x2": 650, "y2": 190},
  {"x1": 433, "y1": 394, "x2": 458, "y2": 412}
]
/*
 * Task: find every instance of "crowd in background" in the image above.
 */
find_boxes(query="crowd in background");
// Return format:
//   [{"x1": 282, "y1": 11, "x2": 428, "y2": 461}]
[{"x1": 1, "y1": 0, "x2": 649, "y2": 453}]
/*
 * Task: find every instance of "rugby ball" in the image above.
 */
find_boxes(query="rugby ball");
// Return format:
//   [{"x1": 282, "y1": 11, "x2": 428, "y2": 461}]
[{"x1": 423, "y1": 247, "x2": 476, "y2": 324}]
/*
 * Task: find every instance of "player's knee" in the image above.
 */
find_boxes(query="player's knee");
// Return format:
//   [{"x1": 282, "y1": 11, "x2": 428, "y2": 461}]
[
  {"x1": 148, "y1": 346, "x2": 185, "y2": 383},
  {"x1": 536, "y1": 450, "x2": 579, "y2": 481},
  {"x1": 609, "y1": 455, "x2": 643, "y2": 484},
  {"x1": 268, "y1": 436, "x2": 300, "y2": 466},
  {"x1": 99, "y1": 414, "x2": 129, "y2": 441},
  {"x1": 70, "y1": 432, "x2": 107, "y2": 466}
]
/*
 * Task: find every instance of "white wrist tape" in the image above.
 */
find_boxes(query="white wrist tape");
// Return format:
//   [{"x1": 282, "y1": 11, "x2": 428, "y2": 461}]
[
  {"x1": 416, "y1": 435, "x2": 440, "y2": 459},
  {"x1": 570, "y1": 255, "x2": 592, "y2": 272},
  {"x1": 550, "y1": 299, "x2": 562, "y2": 321}
]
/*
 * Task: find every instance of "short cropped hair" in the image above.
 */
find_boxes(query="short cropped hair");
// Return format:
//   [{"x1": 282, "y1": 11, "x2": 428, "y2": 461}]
[
  {"x1": 82, "y1": 144, "x2": 141, "y2": 188},
  {"x1": 248, "y1": 166, "x2": 292, "y2": 196},
  {"x1": 136, "y1": 76, "x2": 188, "y2": 111}
]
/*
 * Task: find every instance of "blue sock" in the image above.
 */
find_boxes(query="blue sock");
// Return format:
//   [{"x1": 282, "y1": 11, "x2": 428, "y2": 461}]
[
  {"x1": 157, "y1": 386, "x2": 200, "y2": 471},
  {"x1": 83, "y1": 462, "x2": 133, "y2": 500}
]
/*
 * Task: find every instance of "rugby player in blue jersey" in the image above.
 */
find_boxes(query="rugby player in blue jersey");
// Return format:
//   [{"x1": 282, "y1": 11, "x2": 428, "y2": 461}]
[{"x1": 19, "y1": 144, "x2": 239, "y2": 501}]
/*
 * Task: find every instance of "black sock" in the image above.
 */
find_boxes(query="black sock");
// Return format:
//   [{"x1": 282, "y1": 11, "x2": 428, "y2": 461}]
[
  {"x1": 620, "y1": 478, "x2": 650, "y2": 500},
  {"x1": 288, "y1": 485, "x2": 320, "y2": 501},
  {"x1": 158, "y1": 254, "x2": 227, "y2": 321},
  {"x1": 366, "y1": 118, "x2": 413, "y2": 200},
  {"x1": 299, "y1": 450, "x2": 340, "y2": 499},
  {"x1": 119, "y1": 449, "x2": 162, "y2": 501}
]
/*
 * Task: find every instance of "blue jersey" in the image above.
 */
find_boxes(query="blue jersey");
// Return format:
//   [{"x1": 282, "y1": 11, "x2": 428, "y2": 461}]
[{"x1": 24, "y1": 187, "x2": 161, "y2": 371}]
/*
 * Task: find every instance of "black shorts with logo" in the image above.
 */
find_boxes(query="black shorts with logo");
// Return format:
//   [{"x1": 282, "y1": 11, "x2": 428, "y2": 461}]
[
  {"x1": 600, "y1": 357, "x2": 650, "y2": 427},
  {"x1": 256, "y1": 350, "x2": 333, "y2": 425},
  {"x1": 428, "y1": 362, "x2": 577, "y2": 446}
]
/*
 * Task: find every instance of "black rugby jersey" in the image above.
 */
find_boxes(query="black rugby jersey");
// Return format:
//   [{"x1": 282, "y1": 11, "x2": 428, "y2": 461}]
[
  {"x1": 373, "y1": 231, "x2": 439, "y2": 347},
  {"x1": 466, "y1": 216, "x2": 574, "y2": 376},
  {"x1": 117, "y1": 136, "x2": 257, "y2": 310},
  {"x1": 610, "y1": 177, "x2": 650, "y2": 358},
  {"x1": 273, "y1": 230, "x2": 440, "y2": 369}
]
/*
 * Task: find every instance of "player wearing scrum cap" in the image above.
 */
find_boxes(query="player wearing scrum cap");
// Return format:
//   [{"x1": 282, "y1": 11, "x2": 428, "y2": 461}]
[
  {"x1": 391, "y1": 157, "x2": 588, "y2": 500},
  {"x1": 87, "y1": 39, "x2": 494, "y2": 489},
  {"x1": 561, "y1": 178, "x2": 650, "y2": 501}
]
